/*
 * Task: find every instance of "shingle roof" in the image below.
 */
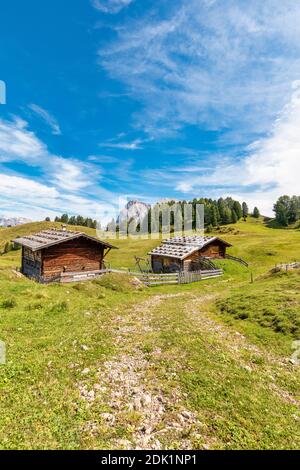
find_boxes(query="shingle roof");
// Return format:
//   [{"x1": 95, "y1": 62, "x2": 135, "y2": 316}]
[
  {"x1": 148, "y1": 235, "x2": 231, "y2": 260},
  {"x1": 148, "y1": 243, "x2": 200, "y2": 260},
  {"x1": 162, "y1": 235, "x2": 231, "y2": 247},
  {"x1": 12, "y1": 229, "x2": 117, "y2": 252}
]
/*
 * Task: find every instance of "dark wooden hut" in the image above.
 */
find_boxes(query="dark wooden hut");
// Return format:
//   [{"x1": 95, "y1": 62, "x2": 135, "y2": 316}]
[
  {"x1": 13, "y1": 229, "x2": 117, "y2": 283},
  {"x1": 149, "y1": 236, "x2": 231, "y2": 273}
]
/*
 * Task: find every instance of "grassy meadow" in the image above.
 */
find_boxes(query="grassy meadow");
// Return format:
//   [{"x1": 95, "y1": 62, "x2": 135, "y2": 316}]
[{"x1": 0, "y1": 218, "x2": 299, "y2": 449}]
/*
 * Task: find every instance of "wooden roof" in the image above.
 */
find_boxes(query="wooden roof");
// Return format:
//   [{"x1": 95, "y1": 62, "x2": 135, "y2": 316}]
[
  {"x1": 12, "y1": 229, "x2": 117, "y2": 252},
  {"x1": 149, "y1": 236, "x2": 232, "y2": 260},
  {"x1": 149, "y1": 244, "x2": 201, "y2": 260},
  {"x1": 162, "y1": 235, "x2": 232, "y2": 248}
]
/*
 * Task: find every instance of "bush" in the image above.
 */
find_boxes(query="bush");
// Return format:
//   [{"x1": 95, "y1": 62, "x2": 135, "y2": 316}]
[
  {"x1": 217, "y1": 292, "x2": 300, "y2": 338},
  {"x1": 1, "y1": 298, "x2": 17, "y2": 309},
  {"x1": 48, "y1": 301, "x2": 68, "y2": 314}
]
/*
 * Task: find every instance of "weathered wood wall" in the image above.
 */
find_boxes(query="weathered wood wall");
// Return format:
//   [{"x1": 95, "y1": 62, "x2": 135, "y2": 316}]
[
  {"x1": 199, "y1": 240, "x2": 226, "y2": 259},
  {"x1": 22, "y1": 247, "x2": 42, "y2": 281},
  {"x1": 42, "y1": 237, "x2": 104, "y2": 282},
  {"x1": 151, "y1": 255, "x2": 182, "y2": 273},
  {"x1": 151, "y1": 240, "x2": 227, "y2": 273}
]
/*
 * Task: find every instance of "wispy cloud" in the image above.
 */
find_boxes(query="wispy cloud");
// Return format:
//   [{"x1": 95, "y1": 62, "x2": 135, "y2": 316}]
[
  {"x1": 98, "y1": 0, "x2": 300, "y2": 140},
  {"x1": 165, "y1": 84, "x2": 300, "y2": 214},
  {"x1": 92, "y1": 0, "x2": 134, "y2": 14},
  {"x1": 50, "y1": 157, "x2": 102, "y2": 192},
  {"x1": 0, "y1": 117, "x2": 47, "y2": 163},
  {"x1": 100, "y1": 138, "x2": 143, "y2": 150},
  {"x1": 28, "y1": 104, "x2": 62, "y2": 135},
  {"x1": 0, "y1": 116, "x2": 117, "y2": 219}
]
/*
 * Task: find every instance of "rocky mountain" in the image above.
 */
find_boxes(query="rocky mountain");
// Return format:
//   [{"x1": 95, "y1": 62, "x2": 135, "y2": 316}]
[
  {"x1": 117, "y1": 200, "x2": 151, "y2": 225},
  {"x1": 0, "y1": 217, "x2": 32, "y2": 227}
]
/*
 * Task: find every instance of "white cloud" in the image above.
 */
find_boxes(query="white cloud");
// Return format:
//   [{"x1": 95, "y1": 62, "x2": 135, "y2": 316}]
[
  {"x1": 29, "y1": 104, "x2": 62, "y2": 135},
  {"x1": 0, "y1": 173, "x2": 58, "y2": 201},
  {"x1": 99, "y1": 138, "x2": 143, "y2": 150},
  {"x1": 172, "y1": 85, "x2": 300, "y2": 215},
  {"x1": 50, "y1": 157, "x2": 102, "y2": 192},
  {"x1": 0, "y1": 117, "x2": 99, "y2": 191},
  {"x1": 0, "y1": 117, "x2": 47, "y2": 163},
  {"x1": 98, "y1": 0, "x2": 300, "y2": 138},
  {"x1": 0, "y1": 117, "x2": 118, "y2": 220},
  {"x1": 92, "y1": 0, "x2": 134, "y2": 14}
]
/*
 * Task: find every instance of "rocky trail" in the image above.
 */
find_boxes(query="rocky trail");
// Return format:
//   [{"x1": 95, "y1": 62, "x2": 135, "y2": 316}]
[
  {"x1": 79, "y1": 293, "x2": 204, "y2": 450},
  {"x1": 78, "y1": 291, "x2": 300, "y2": 450}
]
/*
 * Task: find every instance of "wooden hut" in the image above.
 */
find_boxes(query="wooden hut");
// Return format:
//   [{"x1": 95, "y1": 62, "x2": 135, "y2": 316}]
[
  {"x1": 13, "y1": 229, "x2": 117, "y2": 283},
  {"x1": 149, "y1": 236, "x2": 231, "y2": 273}
]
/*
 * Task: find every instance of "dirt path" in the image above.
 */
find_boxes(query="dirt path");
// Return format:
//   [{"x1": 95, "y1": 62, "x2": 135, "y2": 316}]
[
  {"x1": 79, "y1": 291, "x2": 299, "y2": 449},
  {"x1": 79, "y1": 293, "x2": 203, "y2": 450}
]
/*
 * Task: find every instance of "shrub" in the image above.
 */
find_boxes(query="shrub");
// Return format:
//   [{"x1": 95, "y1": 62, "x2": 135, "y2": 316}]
[
  {"x1": 1, "y1": 298, "x2": 17, "y2": 309},
  {"x1": 48, "y1": 301, "x2": 68, "y2": 314}
]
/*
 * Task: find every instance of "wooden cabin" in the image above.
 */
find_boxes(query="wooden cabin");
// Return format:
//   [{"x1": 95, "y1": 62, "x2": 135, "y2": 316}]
[
  {"x1": 13, "y1": 229, "x2": 117, "y2": 283},
  {"x1": 149, "y1": 236, "x2": 231, "y2": 273}
]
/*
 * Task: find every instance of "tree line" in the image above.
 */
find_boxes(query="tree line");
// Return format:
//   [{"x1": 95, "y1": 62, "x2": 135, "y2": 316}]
[
  {"x1": 273, "y1": 195, "x2": 300, "y2": 226},
  {"x1": 47, "y1": 214, "x2": 98, "y2": 229},
  {"x1": 50, "y1": 199, "x2": 261, "y2": 234},
  {"x1": 178, "y1": 198, "x2": 259, "y2": 231},
  {"x1": 107, "y1": 198, "x2": 260, "y2": 234}
]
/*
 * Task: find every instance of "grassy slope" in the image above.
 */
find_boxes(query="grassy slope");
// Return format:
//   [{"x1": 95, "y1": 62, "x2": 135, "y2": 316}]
[{"x1": 0, "y1": 218, "x2": 299, "y2": 449}]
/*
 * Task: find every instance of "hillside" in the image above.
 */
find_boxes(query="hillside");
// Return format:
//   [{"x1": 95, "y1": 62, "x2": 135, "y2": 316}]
[{"x1": 0, "y1": 218, "x2": 299, "y2": 449}]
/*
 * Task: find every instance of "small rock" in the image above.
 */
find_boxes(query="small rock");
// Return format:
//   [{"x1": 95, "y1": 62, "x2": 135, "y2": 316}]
[
  {"x1": 181, "y1": 410, "x2": 194, "y2": 420},
  {"x1": 141, "y1": 394, "x2": 152, "y2": 407},
  {"x1": 94, "y1": 383, "x2": 104, "y2": 391},
  {"x1": 87, "y1": 390, "x2": 95, "y2": 401},
  {"x1": 133, "y1": 397, "x2": 142, "y2": 410},
  {"x1": 81, "y1": 368, "x2": 90, "y2": 375},
  {"x1": 101, "y1": 412, "x2": 115, "y2": 424},
  {"x1": 242, "y1": 365, "x2": 252, "y2": 373},
  {"x1": 81, "y1": 345, "x2": 89, "y2": 351}
]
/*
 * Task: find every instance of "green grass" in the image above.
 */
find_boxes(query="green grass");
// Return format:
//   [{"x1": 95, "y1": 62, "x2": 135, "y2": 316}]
[
  {"x1": 149, "y1": 295, "x2": 300, "y2": 449},
  {"x1": 0, "y1": 217, "x2": 299, "y2": 449}
]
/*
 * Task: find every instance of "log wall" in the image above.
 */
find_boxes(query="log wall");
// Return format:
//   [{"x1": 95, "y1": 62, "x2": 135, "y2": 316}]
[
  {"x1": 151, "y1": 240, "x2": 227, "y2": 273},
  {"x1": 41, "y1": 238, "x2": 104, "y2": 281},
  {"x1": 22, "y1": 247, "x2": 42, "y2": 281}
]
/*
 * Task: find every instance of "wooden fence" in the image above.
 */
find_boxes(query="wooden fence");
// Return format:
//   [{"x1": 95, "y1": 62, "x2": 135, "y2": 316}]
[
  {"x1": 274, "y1": 262, "x2": 300, "y2": 272},
  {"x1": 225, "y1": 254, "x2": 249, "y2": 267},
  {"x1": 61, "y1": 268, "x2": 223, "y2": 286},
  {"x1": 112, "y1": 268, "x2": 223, "y2": 286}
]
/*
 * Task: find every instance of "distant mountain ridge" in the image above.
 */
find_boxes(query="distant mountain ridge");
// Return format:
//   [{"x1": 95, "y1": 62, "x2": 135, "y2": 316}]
[
  {"x1": 117, "y1": 200, "x2": 151, "y2": 224},
  {"x1": 0, "y1": 217, "x2": 32, "y2": 227}
]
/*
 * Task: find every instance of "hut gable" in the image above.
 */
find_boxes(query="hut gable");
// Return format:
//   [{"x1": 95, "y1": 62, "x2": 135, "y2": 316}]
[
  {"x1": 12, "y1": 229, "x2": 115, "y2": 252},
  {"x1": 149, "y1": 236, "x2": 232, "y2": 273},
  {"x1": 13, "y1": 229, "x2": 117, "y2": 283}
]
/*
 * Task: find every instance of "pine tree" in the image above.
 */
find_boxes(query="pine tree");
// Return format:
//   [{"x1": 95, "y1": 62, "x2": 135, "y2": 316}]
[
  {"x1": 233, "y1": 201, "x2": 242, "y2": 219},
  {"x1": 76, "y1": 215, "x2": 85, "y2": 227},
  {"x1": 217, "y1": 198, "x2": 226, "y2": 223},
  {"x1": 223, "y1": 207, "x2": 232, "y2": 225},
  {"x1": 211, "y1": 205, "x2": 218, "y2": 227},
  {"x1": 231, "y1": 209, "x2": 238, "y2": 223},
  {"x1": 242, "y1": 202, "x2": 249, "y2": 220},
  {"x1": 60, "y1": 214, "x2": 69, "y2": 224},
  {"x1": 253, "y1": 207, "x2": 260, "y2": 218}
]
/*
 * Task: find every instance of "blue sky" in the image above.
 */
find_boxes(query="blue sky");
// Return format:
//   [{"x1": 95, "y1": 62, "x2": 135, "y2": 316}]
[{"x1": 1, "y1": 0, "x2": 300, "y2": 220}]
